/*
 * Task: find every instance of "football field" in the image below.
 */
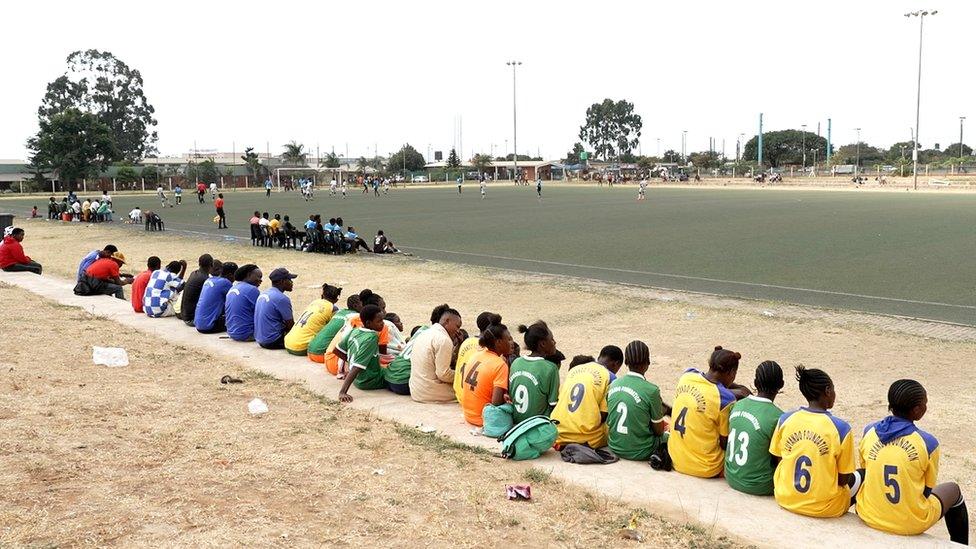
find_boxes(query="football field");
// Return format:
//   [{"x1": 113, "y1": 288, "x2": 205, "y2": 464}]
[{"x1": 8, "y1": 184, "x2": 975, "y2": 325}]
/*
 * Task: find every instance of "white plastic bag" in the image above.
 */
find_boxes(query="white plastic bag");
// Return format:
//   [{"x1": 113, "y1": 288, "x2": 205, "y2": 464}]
[
  {"x1": 92, "y1": 346, "x2": 129, "y2": 367},
  {"x1": 248, "y1": 398, "x2": 269, "y2": 415}
]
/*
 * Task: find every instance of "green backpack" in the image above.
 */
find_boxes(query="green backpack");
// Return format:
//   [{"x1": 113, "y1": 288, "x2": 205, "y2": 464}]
[
  {"x1": 482, "y1": 403, "x2": 514, "y2": 438},
  {"x1": 498, "y1": 415, "x2": 558, "y2": 461}
]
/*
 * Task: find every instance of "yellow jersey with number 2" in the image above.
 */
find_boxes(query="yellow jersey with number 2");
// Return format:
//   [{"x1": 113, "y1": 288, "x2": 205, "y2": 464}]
[{"x1": 550, "y1": 362, "x2": 611, "y2": 448}]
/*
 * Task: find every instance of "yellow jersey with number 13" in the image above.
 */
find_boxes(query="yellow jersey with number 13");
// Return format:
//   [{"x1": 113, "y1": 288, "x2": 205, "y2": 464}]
[
  {"x1": 550, "y1": 362, "x2": 611, "y2": 448},
  {"x1": 667, "y1": 369, "x2": 736, "y2": 478},
  {"x1": 770, "y1": 408, "x2": 855, "y2": 518}
]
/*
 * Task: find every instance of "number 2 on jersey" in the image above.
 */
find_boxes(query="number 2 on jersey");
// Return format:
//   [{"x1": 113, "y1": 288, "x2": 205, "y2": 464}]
[{"x1": 614, "y1": 402, "x2": 629, "y2": 434}]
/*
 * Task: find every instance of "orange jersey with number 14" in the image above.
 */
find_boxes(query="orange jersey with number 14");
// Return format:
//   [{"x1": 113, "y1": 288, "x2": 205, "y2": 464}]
[{"x1": 459, "y1": 349, "x2": 508, "y2": 426}]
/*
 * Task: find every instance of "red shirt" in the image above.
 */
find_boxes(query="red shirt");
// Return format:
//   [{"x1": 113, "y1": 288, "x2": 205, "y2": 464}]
[
  {"x1": 196, "y1": 183, "x2": 206, "y2": 193},
  {"x1": 85, "y1": 257, "x2": 121, "y2": 280},
  {"x1": 130, "y1": 269, "x2": 152, "y2": 312},
  {"x1": 0, "y1": 235, "x2": 30, "y2": 268},
  {"x1": 214, "y1": 198, "x2": 224, "y2": 209}
]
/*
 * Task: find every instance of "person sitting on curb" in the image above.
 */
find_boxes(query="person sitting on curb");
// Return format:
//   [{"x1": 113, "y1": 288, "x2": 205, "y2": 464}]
[
  {"x1": 180, "y1": 254, "x2": 216, "y2": 326},
  {"x1": 144, "y1": 260, "x2": 188, "y2": 318},
  {"x1": 194, "y1": 261, "x2": 238, "y2": 334},
  {"x1": 225, "y1": 264, "x2": 263, "y2": 342},
  {"x1": 77, "y1": 244, "x2": 118, "y2": 281},
  {"x1": 131, "y1": 256, "x2": 161, "y2": 313},
  {"x1": 77, "y1": 251, "x2": 132, "y2": 299},
  {"x1": 0, "y1": 228, "x2": 42, "y2": 275},
  {"x1": 253, "y1": 267, "x2": 297, "y2": 349}
]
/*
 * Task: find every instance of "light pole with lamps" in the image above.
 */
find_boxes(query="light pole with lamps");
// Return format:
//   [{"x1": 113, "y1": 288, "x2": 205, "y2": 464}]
[
  {"x1": 506, "y1": 60, "x2": 522, "y2": 182},
  {"x1": 855, "y1": 127, "x2": 862, "y2": 178},
  {"x1": 906, "y1": 9, "x2": 937, "y2": 190},
  {"x1": 960, "y1": 116, "x2": 966, "y2": 158},
  {"x1": 801, "y1": 124, "x2": 807, "y2": 171},
  {"x1": 681, "y1": 130, "x2": 687, "y2": 162}
]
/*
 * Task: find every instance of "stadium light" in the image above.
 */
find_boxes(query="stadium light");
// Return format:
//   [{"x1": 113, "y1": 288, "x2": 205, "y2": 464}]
[
  {"x1": 960, "y1": 116, "x2": 966, "y2": 158},
  {"x1": 801, "y1": 124, "x2": 807, "y2": 170},
  {"x1": 506, "y1": 61, "x2": 522, "y2": 181},
  {"x1": 906, "y1": 9, "x2": 938, "y2": 190},
  {"x1": 855, "y1": 127, "x2": 862, "y2": 177}
]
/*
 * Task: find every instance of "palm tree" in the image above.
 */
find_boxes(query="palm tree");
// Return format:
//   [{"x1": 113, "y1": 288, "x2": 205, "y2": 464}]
[
  {"x1": 282, "y1": 141, "x2": 307, "y2": 166},
  {"x1": 357, "y1": 156, "x2": 370, "y2": 174}
]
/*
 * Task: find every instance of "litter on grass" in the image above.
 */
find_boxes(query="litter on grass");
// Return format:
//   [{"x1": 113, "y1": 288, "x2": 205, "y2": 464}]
[
  {"x1": 248, "y1": 398, "x2": 269, "y2": 415},
  {"x1": 92, "y1": 346, "x2": 129, "y2": 367},
  {"x1": 505, "y1": 484, "x2": 532, "y2": 501},
  {"x1": 416, "y1": 424, "x2": 437, "y2": 434}
]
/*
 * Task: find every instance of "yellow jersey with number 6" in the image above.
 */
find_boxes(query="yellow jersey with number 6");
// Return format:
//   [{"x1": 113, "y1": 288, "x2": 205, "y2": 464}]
[{"x1": 550, "y1": 362, "x2": 610, "y2": 448}]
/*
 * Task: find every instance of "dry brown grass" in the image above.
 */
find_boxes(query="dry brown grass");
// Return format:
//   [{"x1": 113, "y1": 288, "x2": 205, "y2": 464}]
[{"x1": 0, "y1": 285, "x2": 742, "y2": 547}]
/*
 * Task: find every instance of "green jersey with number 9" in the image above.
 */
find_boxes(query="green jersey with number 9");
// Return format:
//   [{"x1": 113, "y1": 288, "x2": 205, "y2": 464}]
[
  {"x1": 508, "y1": 356, "x2": 560, "y2": 424},
  {"x1": 606, "y1": 372, "x2": 666, "y2": 460},
  {"x1": 724, "y1": 396, "x2": 783, "y2": 495}
]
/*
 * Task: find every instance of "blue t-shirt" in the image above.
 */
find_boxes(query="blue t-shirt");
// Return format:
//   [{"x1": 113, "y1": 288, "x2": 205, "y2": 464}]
[
  {"x1": 253, "y1": 287, "x2": 293, "y2": 345},
  {"x1": 194, "y1": 276, "x2": 232, "y2": 331},
  {"x1": 305, "y1": 220, "x2": 317, "y2": 230},
  {"x1": 77, "y1": 250, "x2": 99, "y2": 281},
  {"x1": 225, "y1": 282, "x2": 261, "y2": 341},
  {"x1": 323, "y1": 223, "x2": 335, "y2": 232}
]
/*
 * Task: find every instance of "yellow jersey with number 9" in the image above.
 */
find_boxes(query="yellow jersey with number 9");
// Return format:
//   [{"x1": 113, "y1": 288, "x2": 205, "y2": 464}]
[
  {"x1": 855, "y1": 417, "x2": 942, "y2": 535},
  {"x1": 550, "y1": 362, "x2": 611, "y2": 448},
  {"x1": 770, "y1": 408, "x2": 855, "y2": 518},
  {"x1": 667, "y1": 369, "x2": 736, "y2": 478}
]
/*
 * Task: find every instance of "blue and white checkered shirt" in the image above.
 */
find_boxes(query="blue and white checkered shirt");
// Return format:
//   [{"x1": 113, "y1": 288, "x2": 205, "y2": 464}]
[{"x1": 143, "y1": 269, "x2": 184, "y2": 317}]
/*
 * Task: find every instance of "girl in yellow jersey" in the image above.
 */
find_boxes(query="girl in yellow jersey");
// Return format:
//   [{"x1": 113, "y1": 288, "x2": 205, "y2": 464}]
[
  {"x1": 668, "y1": 346, "x2": 747, "y2": 478},
  {"x1": 770, "y1": 366, "x2": 861, "y2": 518},
  {"x1": 550, "y1": 346, "x2": 623, "y2": 449},
  {"x1": 856, "y1": 380, "x2": 968, "y2": 544}
]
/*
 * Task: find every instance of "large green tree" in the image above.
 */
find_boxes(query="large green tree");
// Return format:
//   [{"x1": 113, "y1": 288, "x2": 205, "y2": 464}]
[
  {"x1": 742, "y1": 129, "x2": 828, "y2": 167},
  {"x1": 388, "y1": 144, "x2": 426, "y2": 172},
  {"x1": 832, "y1": 143, "x2": 884, "y2": 166},
  {"x1": 564, "y1": 142, "x2": 586, "y2": 165},
  {"x1": 38, "y1": 49, "x2": 157, "y2": 162},
  {"x1": 281, "y1": 141, "x2": 307, "y2": 165},
  {"x1": 578, "y1": 99, "x2": 642, "y2": 160},
  {"x1": 446, "y1": 148, "x2": 461, "y2": 169},
  {"x1": 471, "y1": 153, "x2": 493, "y2": 174},
  {"x1": 27, "y1": 108, "x2": 119, "y2": 189},
  {"x1": 320, "y1": 152, "x2": 340, "y2": 168}
]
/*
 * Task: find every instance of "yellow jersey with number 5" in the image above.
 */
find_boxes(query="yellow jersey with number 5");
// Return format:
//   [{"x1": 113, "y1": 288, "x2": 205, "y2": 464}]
[
  {"x1": 550, "y1": 362, "x2": 610, "y2": 448},
  {"x1": 855, "y1": 417, "x2": 942, "y2": 535},
  {"x1": 667, "y1": 369, "x2": 736, "y2": 478},
  {"x1": 770, "y1": 408, "x2": 855, "y2": 518}
]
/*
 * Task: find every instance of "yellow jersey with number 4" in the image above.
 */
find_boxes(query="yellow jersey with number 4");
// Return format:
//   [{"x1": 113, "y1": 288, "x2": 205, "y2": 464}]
[
  {"x1": 550, "y1": 362, "x2": 610, "y2": 448},
  {"x1": 770, "y1": 408, "x2": 855, "y2": 518},
  {"x1": 855, "y1": 417, "x2": 942, "y2": 535},
  {"x1": 667, "y1": 369, "x2": 736, "y2": 478}
]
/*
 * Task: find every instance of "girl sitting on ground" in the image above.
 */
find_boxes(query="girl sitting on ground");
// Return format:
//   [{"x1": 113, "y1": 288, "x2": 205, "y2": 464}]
[{"x1": 508, "y1": 321, "x2": 560, "y2": 424}]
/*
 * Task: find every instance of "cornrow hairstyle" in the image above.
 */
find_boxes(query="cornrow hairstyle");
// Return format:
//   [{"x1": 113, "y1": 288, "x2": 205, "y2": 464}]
[
  {"x1": 358, "y1": 289, "x2": 384, "y2": 307},
  {"x1": 478, "y1": 323, "x2": 508, "y2": 349},
  {"x1": 517, "y1": 321, "x2": 550, "y2": 353},
  {"x1": 754, "y1": 360, "x2": 785, "y2": 394},
  {"x1": 795, "y1": 365, "x2": 833, "y2": 402},
  {"x1": 476, "y1": 311, "x2": 502, "y2": 332},
  {"x1": 360, "y1": 304, "x2": 382, "y2": 323},
  {"x1": 568, "y1": 355, "x2": 595, "y2": 369},
  {"x1": 624, "y1": 340, "x2": 651, "y2": 367},
  {"x1": 234, "y1": 263, "x2": 259, "y2": 282},
  {"x1": 888, "y1": 379, "x2": 927, "y2": 418},
  {"x1": 346, "y1": 294, "x2": 362, "y2": 311},
  {"x1": 429, "y1": 303, "x2": 451, "y2": 324},
  {"x1": 709, "y1": 346, "x2": 741, "y2": 373}
]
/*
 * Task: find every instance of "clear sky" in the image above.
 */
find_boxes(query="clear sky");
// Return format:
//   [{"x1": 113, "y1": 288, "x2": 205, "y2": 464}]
[{"x1": 2, "y1": 0, "x2": 972, "y2": 161}]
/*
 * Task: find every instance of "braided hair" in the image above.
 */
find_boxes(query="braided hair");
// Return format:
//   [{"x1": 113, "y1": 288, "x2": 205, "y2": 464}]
[
  {"x1": 624, "y1": 340, "x2": 651, "y2": 368},
  {"x1": 754, "y1": 360, "x2": 785, "y2": 394},
  {"x1": 795, "y1": 365, "x2": 833, "y2": 402},
  {"x1": 888, "y1": 379, "x2": 927, "y2": 418},
  {"x1": 479, "y1": 323, "x2": 509, "y2": 350},
  {"x1": 517, "y1": 321, "x2": 551, "y2": 353},
  {"x1": 476, "y1": 311, "x2": 502, "y2": 332},
  {"x1": 708, "y1": 346, "x2": 741, "y2": 373}
]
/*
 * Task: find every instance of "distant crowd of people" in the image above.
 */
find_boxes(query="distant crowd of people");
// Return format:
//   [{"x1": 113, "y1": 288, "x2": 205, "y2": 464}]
[{"x1": 46, "y1": 191, "x2": 115, "y2": 223}]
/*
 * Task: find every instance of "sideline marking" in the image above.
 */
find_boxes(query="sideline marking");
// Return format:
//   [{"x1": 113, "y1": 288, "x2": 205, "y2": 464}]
[{"x1": 399, "y1": 245, "x2": 975, "y2": 311}]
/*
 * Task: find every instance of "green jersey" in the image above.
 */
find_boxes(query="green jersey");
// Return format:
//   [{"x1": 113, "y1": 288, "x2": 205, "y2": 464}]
[
  {"x1": 508, "y1": 356, "x2": 560, "y2": 424},
  {"x1": 337, "y1": 326, "x2": 383, "y2": 390},
  {"x1": 607, "y1": 372, "x2": 666, "y2": 461},
  {"x1": 724, "y1": 396, "x2": 782, "y2": 496},
  {"x1": 384, "y1": 325, "x2": 428, "y2": 385},
  {"x1": 308, "y1": 308, "x2": 355, "y2": 355}
]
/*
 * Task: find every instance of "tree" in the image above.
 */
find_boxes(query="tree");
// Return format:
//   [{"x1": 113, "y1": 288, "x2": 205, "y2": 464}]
[
  {"x1": 140, "y1": 164, "x2": 159, "y2": 185},
  {"x1": 832, "y1": 143, "x2": 884, "y2": 166},
  {"x1": 497, "y1": 153, "x2": 532, "y2": 162},
  {"x1": 662, "y1": 149, "x2": 681, "y2": 163},
  {"x1": 115, "y1": 164, "x2": 139, "y2": 184},
  {"x1": 741, "y1": 130, "x2": 829, "y2": 167},
  {"x1": 885, "y1": 141, "x2": 917, "y2": 162},
  {"x1": 446, "y1": 148, "x2": 461, "y2": 169},
  {"x1": 320, "y1": 152, "x2": 340, "y2": 168},
  {"x1": 388, "y1": 144, "x2": 426, "y2": 173},
  {"x1": 564, "y1": 142, "x2": 586, "y2": 165},
  {"x1": 241, "y1": 147, "x2": 267, "y2": 181},
  {"x1": 578, "y1": 98, "x2": 642, "y2": 160},
  {"x1": 38, "y1": 49, "x2": 157, "y2": 162},
  {"x1": 941, "y1": 143, "x2": 973, "y2": 159},
  {"x1": 356, "y1": 156, "x2": 370, "y2": 173},
  {"x1": 687, "y1": 151, "x2": 721, "y2": 169},
  {"x1": 191, "y1": 159, "x2": 221, "y2": 186},
  {"x1": 471, "y1": 153, "x2": 493, "y2": 174},
  {"x1": 281, "y1": 141, "x2": 307, "y2": 165},
  {"x1": 27, "y1": 108, "x2": 119, "y2": 189}
]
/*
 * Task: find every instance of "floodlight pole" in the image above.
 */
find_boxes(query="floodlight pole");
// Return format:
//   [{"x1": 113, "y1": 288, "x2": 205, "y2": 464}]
[
  {"x1": 855, "y1": 128, "x2": 862, "y2": 177},
  {"x1": 907, "y1": 9, "x2": 937, "y2": 190},
  {"x1": 757, "y1": 113, "x2": 763, "y2": 171},
  {"x1": 801, "y1": 124, "x2": 807, "y2": 171},
  {"x1": 960, "y1": 116, "x2": 966, "y2": 158},
  {"x1": 507, "y1": 60, "x2": 522, "y2": 181}
]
